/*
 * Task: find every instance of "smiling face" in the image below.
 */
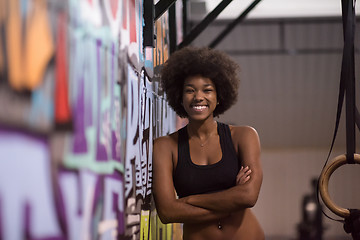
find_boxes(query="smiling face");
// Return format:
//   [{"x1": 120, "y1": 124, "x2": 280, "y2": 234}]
[{"x1": 182, "y1": 75, "x2": 217, "y2": 121}]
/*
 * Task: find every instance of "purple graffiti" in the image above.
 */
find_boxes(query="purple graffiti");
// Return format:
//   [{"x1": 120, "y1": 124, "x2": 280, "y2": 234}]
[
  {"x1": 73, "y1": 76, "x2": 88, "y2": 153},
  {"x1": 96, "y1": 39, "x2": 109, "y2": 162}
]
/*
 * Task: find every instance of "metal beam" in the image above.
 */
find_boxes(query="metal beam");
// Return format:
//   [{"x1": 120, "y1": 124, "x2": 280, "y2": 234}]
[
  {"x1": 143, "y1": 0, "x2": 155, "y2": 47},
  {"x1": 155, "y1": 0, "x2": 177, "y2": 21},
  {"x1": 177, "y1": 0, "x2": 234, "y2": 49},
  {"x1": 182, "y1": 0, "x2": 188, "y2": 36},
  {"x1": 209, "y1": 0, "x2": 262, "y2": 48},
  {"x1": 168, "y1": 4, "x2": 177, "y2": 54},
  {"x1": 224, "y1": 48, "x2": 345, "y2": 56}
]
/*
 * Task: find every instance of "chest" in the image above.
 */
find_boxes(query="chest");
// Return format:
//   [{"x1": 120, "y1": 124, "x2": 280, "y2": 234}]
[
  {"x1": 173, "y1": 136, "x2": 241, "y2": 198},
  {"x1": 188, "y1": 135, "x2": 223, "y2": 165}
]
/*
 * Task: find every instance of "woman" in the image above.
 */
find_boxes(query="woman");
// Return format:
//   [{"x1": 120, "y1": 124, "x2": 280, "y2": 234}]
[{"x1": 153, "y1": 47, "x2": 264, "y2": 240}]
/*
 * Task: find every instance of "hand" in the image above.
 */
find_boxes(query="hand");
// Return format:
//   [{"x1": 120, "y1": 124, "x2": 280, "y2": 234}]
[{"x1": 236, "y1": 166, "x2": 251, "y2": 185}]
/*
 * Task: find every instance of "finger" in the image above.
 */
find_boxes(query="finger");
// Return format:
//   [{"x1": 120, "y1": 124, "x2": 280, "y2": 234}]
[
  {"x1": 243, "y1": 175, "x2": 251, "y2": 183},
  {"x1": 238, "y1": 175, "x2": 251, "y2": 184},
  {"x1": 245, "y1": 169, "x2": 252, "y2": 176},
  {"x1": 237, "y1": 166, "x2": 248, "y2": 176},
  {"x1": 236, "y1": 175, "x2": 241, "y2": 183},
  {"x1": 236, "y1": 173, "x2": 243, "y2": 183},
  {"x1": 237, "y1": 169, "x2": 252, "y2": 184},
  {"x1": 236, "y1": 166, "x2": 252, "y2": 184},
  {"x1": 237, "y1": 172, "x2": 244, "y2": 180},
  {"x1": 237, "y1": 173, "x2": 251, "y2": 185},
  {"x1": 238, "y1": 167, "x2": 250, "y2": 177},
  {"x1": 237, "y1": 166, "x2": 244, "y2": 175}
]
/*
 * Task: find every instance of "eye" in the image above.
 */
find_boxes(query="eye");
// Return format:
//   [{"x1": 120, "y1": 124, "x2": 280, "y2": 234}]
[
  {"x1": 204, "y1": 88, "x2": 213, "y2": 93},
  {"x1": 184, "y1": 86, "x2": 195, "y2": 92}
]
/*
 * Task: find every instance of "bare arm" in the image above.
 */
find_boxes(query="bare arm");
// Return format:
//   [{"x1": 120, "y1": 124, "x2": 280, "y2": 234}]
[
  {"x1": 182, "y1": 126, "x2": 263, "y2": 212},
  {"x1": 152, "y1": 135, "x2": 229, "y2": 224}
]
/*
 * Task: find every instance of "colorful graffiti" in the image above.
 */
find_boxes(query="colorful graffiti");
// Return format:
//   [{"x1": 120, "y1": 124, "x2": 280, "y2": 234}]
[{"x1": 0, "y1": 0, "x2": 183, "y2": 239}]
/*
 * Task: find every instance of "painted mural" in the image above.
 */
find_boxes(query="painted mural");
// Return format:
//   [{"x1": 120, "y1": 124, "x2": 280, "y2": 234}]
[{"x1": 0, "y1": 0, "x2": 183, "y2": 239}]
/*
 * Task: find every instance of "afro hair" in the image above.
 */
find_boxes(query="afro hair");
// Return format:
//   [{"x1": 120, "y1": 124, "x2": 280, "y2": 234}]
[{"x1": 160, "y1": 46, "x2": 240, "y2": 118}]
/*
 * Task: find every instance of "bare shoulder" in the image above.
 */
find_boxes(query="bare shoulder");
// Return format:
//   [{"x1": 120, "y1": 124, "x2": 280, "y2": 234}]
[
  {"x1": 229, "y1": 125, "x2": 259, "y2": 141},
  {"x1": 228, "y1": 125, "x2": 260, "y2": 151},
  {"x1": 153, "y1": 131, "x2": 178, "y2": 153},
  {"x1": 153, "y1": 131, "x2": 179, "y2": 170},
  {"x1": 228, "y1": 125, "x2": 261, "y2": 165}
]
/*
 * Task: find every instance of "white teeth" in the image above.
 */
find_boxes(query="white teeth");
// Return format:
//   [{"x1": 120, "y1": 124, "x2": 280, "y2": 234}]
[{"x1": 192, "y1": 106, "x2": 207, "y2": 110}]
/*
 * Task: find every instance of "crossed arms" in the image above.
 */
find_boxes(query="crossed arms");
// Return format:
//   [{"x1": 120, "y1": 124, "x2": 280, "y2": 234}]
[{"x1": 152, "y1": 126, "x2": 263, "y2": 224}]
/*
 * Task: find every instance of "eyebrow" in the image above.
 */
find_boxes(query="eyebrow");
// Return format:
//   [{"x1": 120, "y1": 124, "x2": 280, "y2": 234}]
[{"x1": 184, "y1": 83, "x2": 215, "y2": 87}]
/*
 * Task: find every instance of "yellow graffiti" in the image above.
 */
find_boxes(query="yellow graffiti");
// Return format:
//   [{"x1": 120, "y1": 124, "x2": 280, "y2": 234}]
[
  {"x1": 172, "y1": 223, "x2": 183, "y2": 240},
  {"x1": 140, "y1": 210, "x2": 150, "y2": 240},
  {"x1": 0, "y1": 0, "x2": 4, "y2": 74},
  {"x1": 153, "y1": 14, "x2": 169, "y2": 67},
  {"x1": 6, "y1": 0, "x2": 54, "y2": 91},
  {"x1": 0, "y1": 33, "x2": 3, "y2": 75}
]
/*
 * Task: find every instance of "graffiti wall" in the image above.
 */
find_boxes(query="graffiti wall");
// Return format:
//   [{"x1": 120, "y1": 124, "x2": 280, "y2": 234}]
[{"x1": 0, "y1": 0, "x2": 182, "y2": 239}]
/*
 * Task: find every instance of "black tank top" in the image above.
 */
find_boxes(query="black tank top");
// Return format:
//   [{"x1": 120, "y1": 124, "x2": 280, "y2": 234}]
[{"x1": 173, "y1": 122, "x2": 242, "y2": 198}]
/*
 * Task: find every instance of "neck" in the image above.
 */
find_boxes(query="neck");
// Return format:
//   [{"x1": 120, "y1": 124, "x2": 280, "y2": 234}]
[{"x1": 187, "y1": 118, "x2": 217, "y2": 138}]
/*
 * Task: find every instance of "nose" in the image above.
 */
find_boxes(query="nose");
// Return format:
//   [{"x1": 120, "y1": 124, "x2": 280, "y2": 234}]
[{"x1": 193, "y1": 90, "x2": 204, "y2": 101}]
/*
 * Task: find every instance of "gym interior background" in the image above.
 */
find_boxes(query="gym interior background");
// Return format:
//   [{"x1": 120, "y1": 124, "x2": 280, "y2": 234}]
[{"x1": 0, "y1": 0, "x2": 359, "y2": 239}]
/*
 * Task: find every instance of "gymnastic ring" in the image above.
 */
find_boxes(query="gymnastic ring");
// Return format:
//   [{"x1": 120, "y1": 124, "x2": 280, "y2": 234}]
[{"x1": 319, "y1": 154, "x2": 360, "y2": 218}]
